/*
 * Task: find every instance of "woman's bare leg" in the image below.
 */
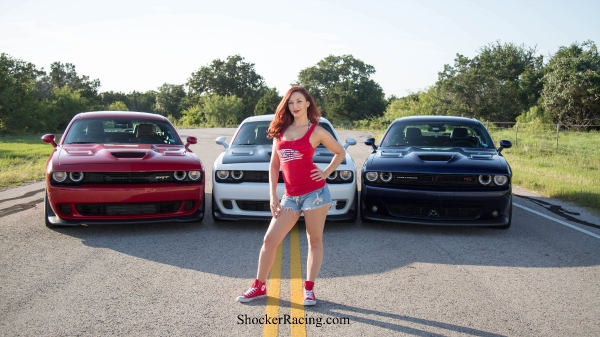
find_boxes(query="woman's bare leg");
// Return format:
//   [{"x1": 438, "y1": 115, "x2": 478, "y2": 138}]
[
  {"x1": 256, "y1": 209, "x2": 300, "y2": 282},
  {"x1": 302, "y1": 205, "x2": 329, "y2": 281}
]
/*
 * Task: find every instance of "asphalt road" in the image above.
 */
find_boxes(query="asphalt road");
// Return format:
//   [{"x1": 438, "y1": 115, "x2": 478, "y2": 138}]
[{"x1": 1, "y1": 128, "x2": 599, "y2": 337}]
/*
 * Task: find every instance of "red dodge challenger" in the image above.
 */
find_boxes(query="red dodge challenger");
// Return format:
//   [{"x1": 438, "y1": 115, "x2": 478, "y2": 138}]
[{"x1": 41, "y1": 111, "x2": 205, "y2": 227}]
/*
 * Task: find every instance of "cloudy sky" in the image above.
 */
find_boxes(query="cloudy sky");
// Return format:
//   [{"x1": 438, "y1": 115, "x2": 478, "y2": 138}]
[{"x1": 1, "y1": 0, "x2": 598, "y2": 97}]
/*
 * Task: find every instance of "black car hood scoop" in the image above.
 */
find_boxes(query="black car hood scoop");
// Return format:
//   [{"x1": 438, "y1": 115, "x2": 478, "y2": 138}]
[{"x1": 418, "y1": 155, "x2": 453, "y2": 161}]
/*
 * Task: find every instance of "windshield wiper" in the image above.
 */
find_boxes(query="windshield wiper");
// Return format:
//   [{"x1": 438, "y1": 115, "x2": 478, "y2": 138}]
[{"x1": 237, "y1": 143, "x2": 258, "y2": 145}]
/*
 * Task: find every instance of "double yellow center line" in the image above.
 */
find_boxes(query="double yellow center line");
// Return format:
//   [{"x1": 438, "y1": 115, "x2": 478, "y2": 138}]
[{"x1": 263, "y1": 224, "x2": 306, "y2": 337}]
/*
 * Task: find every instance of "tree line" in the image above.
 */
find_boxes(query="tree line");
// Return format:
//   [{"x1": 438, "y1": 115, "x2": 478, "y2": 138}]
[{"x1": 1, "y1": 40, "x2": 598, "y2": 134}]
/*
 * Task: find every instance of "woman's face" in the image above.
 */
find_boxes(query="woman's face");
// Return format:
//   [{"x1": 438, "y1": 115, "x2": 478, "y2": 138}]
[{"x1": 288, "y1": 91, "x2": 310, "y2": 118}]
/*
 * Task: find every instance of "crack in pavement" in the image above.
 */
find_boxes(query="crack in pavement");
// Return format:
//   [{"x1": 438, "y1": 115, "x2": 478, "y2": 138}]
[
  {"x1": 0, "y1": 199, "x2": 44, "y2": 218},
  {"x1": 0, "y1": 188, "x2": 45, "y2": 204},
  {"x1": 516, "y1": 195, "x2": 600, "y2": 230}
]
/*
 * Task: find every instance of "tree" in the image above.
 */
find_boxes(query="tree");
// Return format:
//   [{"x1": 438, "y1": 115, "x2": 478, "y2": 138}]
[
  {"x1": 181, "y1": 95, "x2": 244, "y2": 127},
  {"x1": 154, "y1": 83, "x2": 186, "y2": 119},
  {"x1": 0, "y1": 53, "x2": 45, "y2": 132},
  {"x1": 541, "y1": 41, "x2": 600, "y2": 128},
  {"x1": 254, "y1": 88, "x2": 282, "y2": 115},
  {"x1": 125, "y1": 90, "x2": 157, "y2": 112},
  {"x1": 437, "y1": 41, "x2": 544, "y2": 122},
  {"x1": 36, "y1": 62, "x2": 101, "y2": 103},
  {"x1": 44, "y1": 86, "x2": 93, "y2": 131},
  {"x1": 187, "y1": 55, "x2": 267, "y2": 120},
  {"x1": 294, "y1": 55, "x2": 386, "y2": 124},
  {"x1": 107, "y1": 101, "x2": 129, "y2": 111}
]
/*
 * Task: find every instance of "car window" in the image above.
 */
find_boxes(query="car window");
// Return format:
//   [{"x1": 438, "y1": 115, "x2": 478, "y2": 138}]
[
  {"x1": 381, "y1": 122, "x2": 494, "y2": 149},
  {"x1": 63, "y1": 119, "x2": 182, "y2": 145},
  {"x1": 232, "y1": 122, "x2": 272, "y2": 146}
]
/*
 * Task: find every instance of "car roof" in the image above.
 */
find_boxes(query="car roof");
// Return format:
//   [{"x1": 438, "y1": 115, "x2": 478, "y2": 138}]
[
  {"x1": 73, "y1": 111, "x2": 169, "y2": 121},
  {"x1": 242, "y1": 114, "x2": 332, "y2": 124},
  {"x1": 392, "y1": 116, "x2": 484, "y2": 125}
]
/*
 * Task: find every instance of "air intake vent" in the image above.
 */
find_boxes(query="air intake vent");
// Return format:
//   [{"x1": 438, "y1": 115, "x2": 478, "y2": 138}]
[
  {"x1": 111, "y1": 152, "x2": 146, "y2": 158},
  {"x1": 418, "y1": 155, "x2": 452, "y2": 161}
]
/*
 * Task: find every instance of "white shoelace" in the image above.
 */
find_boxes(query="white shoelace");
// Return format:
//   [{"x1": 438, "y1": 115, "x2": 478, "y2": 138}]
[{"x1": 304, "y1": 289, "x2": 315, "y2": 300}]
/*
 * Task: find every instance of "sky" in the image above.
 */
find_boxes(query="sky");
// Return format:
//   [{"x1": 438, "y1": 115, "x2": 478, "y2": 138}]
[{"x1": 1, "y1": 0, "x2": 599, "y2": 98}]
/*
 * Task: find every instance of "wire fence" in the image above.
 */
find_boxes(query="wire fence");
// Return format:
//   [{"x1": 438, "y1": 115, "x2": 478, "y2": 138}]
[{"x1": 485, "y1": 122, "x2": 600, "y2": 158}]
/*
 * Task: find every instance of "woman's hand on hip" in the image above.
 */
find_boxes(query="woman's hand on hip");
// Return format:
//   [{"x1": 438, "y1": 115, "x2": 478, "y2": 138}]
[
  {"x1": 310, "y1": 167, "x2": 328, "y2": 181},
  {"x1": 270, "y1": 196, "x2": 281, "y2": 219}
]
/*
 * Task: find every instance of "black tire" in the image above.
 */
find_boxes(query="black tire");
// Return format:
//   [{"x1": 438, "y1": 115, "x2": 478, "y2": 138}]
[
  {"x1": 197, "y1": 195, "x2": 205, "y2": 222},
  {"x1": 44, "y1": 190, "x2": 57, "y2": 228},
  {"x1": 211, "y1": 193, "x2": 222, "y2": 222},
  {"x1": 348, "y1": 189, "x2": 358, "y2": 222}
]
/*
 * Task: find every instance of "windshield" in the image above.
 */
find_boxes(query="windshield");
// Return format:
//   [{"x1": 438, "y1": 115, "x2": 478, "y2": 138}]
[
  {"x1": 381, "y1": 122, "x2": 495, "y2": 149},
  {"x1": 232, "y1": 121, "x2": 338, "y2": 146},
  {"x1": 63, "y1": 118, "x2": 182, "y2": 145}
]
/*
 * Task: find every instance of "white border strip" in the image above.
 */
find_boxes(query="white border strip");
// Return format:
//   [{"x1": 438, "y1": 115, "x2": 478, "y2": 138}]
[{"x1": 514, "y1": 203, "x2": 600, "y2": 240}]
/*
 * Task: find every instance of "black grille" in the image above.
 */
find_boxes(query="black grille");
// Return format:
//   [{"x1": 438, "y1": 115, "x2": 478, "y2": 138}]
[
  {"x1": 111, "y1": 152, "x2": 146, "y2": 158},
  {"x1": 387, "y1": 204, "x2": 482, "y2": 220},
  {"x1": 76, "y1": 202, "x2": 181, "y2": 215},
  {"x1": 367, "y1": 173, "x2": 501, "y2": 190},
  {"x1": 237, "y1": 200, "x2": 270, "y2": 211},
  {"x1": 216, "y1": 171, "x2": 283, "y2": 183},
  {"x1": 59, "y1": 204, "x2": 72, "y2": 214},
  {"x1": 84, "y1": 172, "x2": 176, "y2": 184}
]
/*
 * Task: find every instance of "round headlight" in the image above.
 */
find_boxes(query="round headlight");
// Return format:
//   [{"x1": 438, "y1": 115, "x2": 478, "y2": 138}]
[
  {"x1": 339, "y1": 170, "x2": 352, "y2": 181},
  {"x1": 188, "y1": 170, "x2": 202, "y2": 181},
  {"x1": 69, "y1": 172, "x2": 84, "y2": 182},
  {"x1": 493, "y1": 175, "x2": 508, "y2": 186},
  {"x1": 174, "y1": 171, "x2": 187, "y2": 181},
  {"x1": 231, "y1": 170, "x2": 244, "y2": 180},
  {"x1": 52, "y1": 172, "x2": 67, "y2": 182},
  {"x1": 365, "y1": 172, "x2": 378, "y2": 182},
  {"x1": 380, "y1": 172, "x2": 393, "y2": 183},
  {"x1": 216, "y1": 170, "x2": 229, "y2": 180},
  {"x1": 478, "y1": 175, "x2": 492, "y2": 185},
  {"x1": 327, "y1": 171, "x2": 338, "y2": 180}
]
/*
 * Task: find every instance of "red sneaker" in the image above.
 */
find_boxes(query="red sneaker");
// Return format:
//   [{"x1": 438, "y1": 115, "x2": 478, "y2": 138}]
[
  {"x1": 303, "y1": 281, "x2": 316, "y2": 306},
  {"x1": 236, "y1": 279, "x2": 267, "y2": 303}
]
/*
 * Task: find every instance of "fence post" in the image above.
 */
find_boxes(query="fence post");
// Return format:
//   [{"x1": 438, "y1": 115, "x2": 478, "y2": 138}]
[
  {"x1": 556, "y1": 123, "x2": 560, "y2": 154},
  {"x1": 515, "y1": 122, "x2": 518, "y2": 147}
]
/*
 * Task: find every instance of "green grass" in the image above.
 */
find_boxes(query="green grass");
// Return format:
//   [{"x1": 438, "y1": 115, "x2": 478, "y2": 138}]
[
  {"x1": 489, "y1": 128, "x2": 600, "y2": 212},
  {"x1": 0, "y1": 134, "x2": 55, "y2": 188}
]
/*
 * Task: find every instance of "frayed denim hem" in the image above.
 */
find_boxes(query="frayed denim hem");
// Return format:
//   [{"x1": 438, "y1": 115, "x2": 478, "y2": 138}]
[{"x1": 301, "y1": 201, "x2": 336, "y2": 212}]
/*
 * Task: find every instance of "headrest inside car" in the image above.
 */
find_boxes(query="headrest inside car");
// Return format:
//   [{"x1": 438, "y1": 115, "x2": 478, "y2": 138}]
[
  {"x1": 405, "y1": 128, "x2": 422, "y2": 139},
  {"x1": 136, "y1": 124, "x2": 154, "y2": 138},
  {"x1": 451, "y1": 128, "x2": 469, "y2": 139}
]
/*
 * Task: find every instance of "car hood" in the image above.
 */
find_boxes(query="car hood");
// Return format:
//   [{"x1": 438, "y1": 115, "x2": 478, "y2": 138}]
[
  {"x1": 367, "y1": 147, "x2": 507, "y2": 174},
  {"x1": 221, "y1": 144, "x2": 346, "y2": 164},
  {"x1": 56, "y1": 144, "x2": 200, "y2": 169}
]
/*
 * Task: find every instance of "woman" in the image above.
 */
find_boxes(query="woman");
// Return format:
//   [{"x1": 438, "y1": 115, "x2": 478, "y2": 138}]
[{"x1": 236, "y1": 87, "x2": 345, "y2": 306}]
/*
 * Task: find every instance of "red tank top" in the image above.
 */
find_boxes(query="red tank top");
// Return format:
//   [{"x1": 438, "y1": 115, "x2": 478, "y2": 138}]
[{"x1": 276, "y1": 124, "x2": 326, "y2": 196}]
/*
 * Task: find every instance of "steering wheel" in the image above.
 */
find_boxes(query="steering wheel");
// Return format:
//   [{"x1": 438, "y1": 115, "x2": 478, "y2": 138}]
[
  {"x1": 451, "y1": 140, "x2": 474, "y2": 147},
  {"x1": 137, "y1": 136, "x2": 164, "y2": 144}
]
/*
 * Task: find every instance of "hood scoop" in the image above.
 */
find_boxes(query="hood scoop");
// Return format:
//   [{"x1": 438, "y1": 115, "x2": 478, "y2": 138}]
[
  {"x1": 111, "y1": 152, "x2": 146, "y2": 158},
  {"x1": 418, "y1": 155, "x2": 452, "y2": 161}
]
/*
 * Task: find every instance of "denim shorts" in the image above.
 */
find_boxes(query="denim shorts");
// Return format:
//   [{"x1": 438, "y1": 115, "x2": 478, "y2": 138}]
[{"x1": 280, "y1": 186, "x2": 336, "y2": 213}]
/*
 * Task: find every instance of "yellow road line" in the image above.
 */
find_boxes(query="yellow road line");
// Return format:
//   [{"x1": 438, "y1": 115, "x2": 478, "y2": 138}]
[
  {"x1": 263, "y1": 243, "x2": 282, "y2": 337},
  {"x1": 290, "y1": 224, "x2": 307, "y2": 337}
]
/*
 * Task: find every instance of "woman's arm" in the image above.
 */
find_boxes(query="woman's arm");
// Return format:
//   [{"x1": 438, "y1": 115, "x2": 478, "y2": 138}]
[
  {"x1": 269, "y1": 139, "x2": 282, "y2": 218},
  {"x1": 310, "y1": 126, "x2": 346, "y2": 181}
]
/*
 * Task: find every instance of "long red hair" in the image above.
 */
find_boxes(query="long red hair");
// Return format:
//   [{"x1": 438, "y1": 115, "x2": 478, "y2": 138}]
[{"x1": 267, "y1": 86, "x2": 321, "y2": 139}]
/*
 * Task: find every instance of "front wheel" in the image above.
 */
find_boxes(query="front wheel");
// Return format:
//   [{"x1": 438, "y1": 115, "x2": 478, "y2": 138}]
[
  {"x1": 494, "y1": 202, "x2": 512, "y2": 230},
  {"x1": 44, "y1": 190, "x2": 57, "y2": 228},
  {"x1": 211, "y1": 193, "x2": 223, "y2": 222}
]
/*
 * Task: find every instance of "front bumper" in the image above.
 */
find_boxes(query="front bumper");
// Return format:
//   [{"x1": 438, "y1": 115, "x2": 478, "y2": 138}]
[
  {"x1": 360, "y1": 184, "x2": 511, "y2": 226},
  {"x1": 46, "y1": 182, "x2": 205, "y2": 224},
  {"x1": 212, "y1": 182, "x2": 357, "y2": 221}
]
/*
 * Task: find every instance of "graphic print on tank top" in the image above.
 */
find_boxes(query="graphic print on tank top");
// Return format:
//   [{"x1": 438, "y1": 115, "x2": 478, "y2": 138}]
[{"x1": 277, "y1": 149, "x2": 303, "y2": 163}]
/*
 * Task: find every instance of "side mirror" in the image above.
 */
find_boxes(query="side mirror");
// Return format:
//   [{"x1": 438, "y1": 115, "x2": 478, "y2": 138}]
[
  {"x1": 41, "y1": 134, "x2": 57, "y2": 148},
  {"x1": 498, "y1": 140, "x2": 512, "y2": 154},
  {"x1": 343, "y1": 137, "x2": 357, "y2": 150},
  {"x1": 215, "y1": 136, "x2": 229, "y2": 149},
  {"x1": 365, "y1": 137, "x2": 377, "y2": 150},
  {"x1": 185, "y1": 136, "x2": 197, "y2": 152}
]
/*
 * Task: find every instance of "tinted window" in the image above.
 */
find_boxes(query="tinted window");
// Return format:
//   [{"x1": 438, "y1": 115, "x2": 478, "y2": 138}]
[
  {"x1": 63, "y1": 119, "x2": 182, "y2": 145},
  {"x1": 381, "y1": 122, "x2": 494, "y2": 149}
]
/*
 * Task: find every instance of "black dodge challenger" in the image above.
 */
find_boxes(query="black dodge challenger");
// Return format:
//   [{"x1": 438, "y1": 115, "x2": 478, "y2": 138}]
[{"x1": 360, "y1": 116, "x2": 514, "y2": 229}]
